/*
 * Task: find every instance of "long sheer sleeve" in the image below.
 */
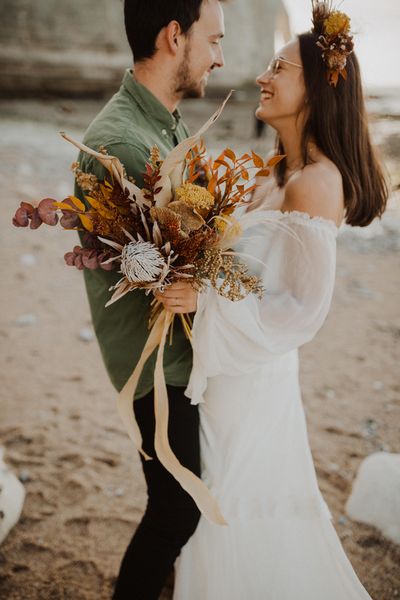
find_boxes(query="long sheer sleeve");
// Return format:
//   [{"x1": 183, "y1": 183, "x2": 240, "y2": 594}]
[{"x1": 185, "y1": 210, "x2": 338, "y2": 404}]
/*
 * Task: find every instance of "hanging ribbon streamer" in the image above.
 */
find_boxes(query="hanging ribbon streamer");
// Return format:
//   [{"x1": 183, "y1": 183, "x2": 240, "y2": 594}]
[{"x1": 118, "y1": 308, "x2": 227, "y2": 526}]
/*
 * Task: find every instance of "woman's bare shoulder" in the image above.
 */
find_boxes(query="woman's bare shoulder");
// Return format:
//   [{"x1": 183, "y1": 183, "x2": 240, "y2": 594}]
[{"x1": 282, "y1": 160, "x2": 344, "y2": 226}]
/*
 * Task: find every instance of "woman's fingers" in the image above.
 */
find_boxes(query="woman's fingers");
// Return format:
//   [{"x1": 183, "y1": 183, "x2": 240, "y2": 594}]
[
  {"x1": 155, "y1": 297, "x2": 196, "y2": 313},
  {"x1": 154, "y1": 281, "x2": 197, "y2": 313}
]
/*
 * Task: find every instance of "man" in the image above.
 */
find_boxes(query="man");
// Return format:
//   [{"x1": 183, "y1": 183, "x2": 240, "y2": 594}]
[{"x1": 74, "y1": 1, "x2": 225, "y2": 598}]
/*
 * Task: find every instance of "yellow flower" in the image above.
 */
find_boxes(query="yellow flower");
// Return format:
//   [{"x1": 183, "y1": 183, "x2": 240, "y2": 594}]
[
  {"x1": 214, "y1": 214, "x2": 242, "y2": 238},
  {"x1": 215, "y1": 217, "x2": 228, "y2": 234},
  {"x1": 174, "y1": 183, "x2": 215, "y2": 215},
  {"x1": 324, "y1": 11, "x2": 351, "y2": 36}
]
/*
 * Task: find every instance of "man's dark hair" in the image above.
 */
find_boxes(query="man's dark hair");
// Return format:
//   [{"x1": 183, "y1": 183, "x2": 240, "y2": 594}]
[{"x1": 124, "y1": 0, "x2": 207, "y2": 62}]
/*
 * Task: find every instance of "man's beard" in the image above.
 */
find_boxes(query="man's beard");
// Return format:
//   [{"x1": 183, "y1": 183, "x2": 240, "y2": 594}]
[{"x1": 174, "y1": 46, "x2": 206, "y2": 99}]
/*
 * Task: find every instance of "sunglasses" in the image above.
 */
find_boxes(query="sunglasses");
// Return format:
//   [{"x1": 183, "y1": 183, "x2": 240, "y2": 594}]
[{"x1": 265, "y1": 56, "x2": 303, "y2": 77}]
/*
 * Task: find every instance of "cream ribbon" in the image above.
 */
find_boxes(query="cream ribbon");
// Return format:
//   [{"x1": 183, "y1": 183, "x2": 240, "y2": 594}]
[{"x1": 118, "y1": 308, "x2": 227, "y2": 526}]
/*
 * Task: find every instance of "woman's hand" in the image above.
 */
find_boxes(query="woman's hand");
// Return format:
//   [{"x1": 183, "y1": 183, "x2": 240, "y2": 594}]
[{"x1": 154, "y1": 281, "x2": 198, "y2": 314}]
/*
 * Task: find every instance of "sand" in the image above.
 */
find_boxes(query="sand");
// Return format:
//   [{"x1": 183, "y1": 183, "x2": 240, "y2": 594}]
[{"x1": 0, "y1": 96, "x2": 399, "y2": 599}]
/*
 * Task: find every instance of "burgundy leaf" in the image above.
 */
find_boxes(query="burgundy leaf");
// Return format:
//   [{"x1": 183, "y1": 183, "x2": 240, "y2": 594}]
[
  {"x1": 82, "y1": 249, "x2": 99, "y2": 269},
  {"x1": 64, "y1": 252, "x2": 76, "y2": 266},
  {"x1": 74, "y1": 254, "x2": 84, "y2": 270},
  {"x1": 98, "y1": 252, "x2": 116, "y2": 271},
  {"x1": 60, "y1": 212, "x2": 80, "y2": 229},
  {"x1": 12, "y1": 207, "x2": 29, "y2": 227},
  {"x1": 100, "y1": 261, "x2": 115, "y2": 271},
  {"x1": 29, "y1": 209, "x2": 43, "y2": 229},
  {"x1": 20, "y1": 202, "x2": 35, "y2": 216},
  {"x1": 37, "y1": 198, "x2": 59, "y2": 226}
]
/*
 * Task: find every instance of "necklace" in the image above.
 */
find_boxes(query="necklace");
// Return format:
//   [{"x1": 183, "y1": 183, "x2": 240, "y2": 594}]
[{"x1": 284, "y1": 143, "x2": 319, "y2": 182}]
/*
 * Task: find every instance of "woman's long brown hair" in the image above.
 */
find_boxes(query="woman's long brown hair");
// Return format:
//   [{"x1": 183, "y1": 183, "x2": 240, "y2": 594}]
[{"x1": 275, "y1": 32, "x2": 388, "y2": 227}]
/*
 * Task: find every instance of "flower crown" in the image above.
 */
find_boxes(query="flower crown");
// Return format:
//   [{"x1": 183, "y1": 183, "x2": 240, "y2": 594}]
[{"x1": 312, "y1": 1, "x2": 354, "y2": 87}]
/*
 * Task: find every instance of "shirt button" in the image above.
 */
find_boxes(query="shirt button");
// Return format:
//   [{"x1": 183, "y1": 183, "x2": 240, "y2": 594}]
[
  {"x1": 171, "y1": 123, "x2": 176, "y2": 131},
  {"x1": 162, "y1": 129, "x2": 167, "y2": 136}
]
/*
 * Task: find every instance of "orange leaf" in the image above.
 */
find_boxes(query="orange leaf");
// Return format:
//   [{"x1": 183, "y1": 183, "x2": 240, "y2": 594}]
[
  {"x1": 78, "y1": 214, "x2": 93, "y2": 232},
  {"x1": 241, "y1": 169, "x2": 250, "y2": 181},
  {"x1": 328, "y1": 70, "x2": 339, "y2": 87},
  {"x1": 233, "y1": 173, "x2": 241, "y2": 184},
  {"x1": 85, "y1": 196, "x2": 114, "y2": 219},
  {"x1": 224, "y1": 148, "x2": 236, "y2": 162},
  {"x1": 207, "y1": 175, "x2": 218, "y2": 195},
  {"x1": 255, "y1": 168, "x2": 271, "y2": 177},
  {"x1": 69, "y1": 196, "x2": 86, "y2": 211},
  {"x1": 244, "y1": 184, "x2": 257, "y2": 195},
  {"x1": 267, "y1": 155, "x2": 286, "y2": 167},
  {"x1": 213, "y1": 158, "x2": 230, "y2": 169},
  {"x1": 53, "y1": 201, "x2": 77, "y2": 211},
  {"x1": 222, "y1": 205, "x2": 235, "y2": 215},
  {"x1": 251, "y1": 151, "x2": 264, "y2": 168}
]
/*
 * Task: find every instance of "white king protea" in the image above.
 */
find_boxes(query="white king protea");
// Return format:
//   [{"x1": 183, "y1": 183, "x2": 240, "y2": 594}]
[{"x1": 120, "y1": 241, "x2": 166, "y2": 283}]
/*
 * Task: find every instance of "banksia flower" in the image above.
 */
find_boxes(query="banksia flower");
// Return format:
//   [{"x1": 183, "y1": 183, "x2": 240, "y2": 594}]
[{"x1": 120, "y1": 241, "x2": 166, "y2": 283}]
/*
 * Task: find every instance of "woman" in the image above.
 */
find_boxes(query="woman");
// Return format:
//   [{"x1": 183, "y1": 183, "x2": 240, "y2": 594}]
[{"x1": 156, "y1": 3, "x2": 388, "y2": 598}]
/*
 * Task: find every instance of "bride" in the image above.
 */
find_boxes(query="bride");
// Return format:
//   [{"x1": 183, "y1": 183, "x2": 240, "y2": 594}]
[{"x1": 156, "y1": 3, "x2": 388, "y2": 598}]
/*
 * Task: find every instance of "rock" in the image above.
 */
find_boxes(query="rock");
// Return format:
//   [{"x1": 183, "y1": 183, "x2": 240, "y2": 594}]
[
  {"x1": 18, "y1": 470, "x2": 31, "y2": 483},
  {"x1": 372, "y1": 380, "x2": 384, "y2": 391},
  {"x1": 361, "y1": 418, "x2": 378, "y2": 439},
  {"x1": 345, "y1": 452, "x2": 400, "y2": 545},
  {"x1": 14, "y1": 314, "x2": 37, "y2": 326},
  {"x1": 19, "y1": 254, "x2": 37, "y2": 266},
  {"x1": 0, "y1": 448, "x2": 26, "y2": 545},
  {"x1": 78, "y1": 328, "x2": 94, "y2": 342}
]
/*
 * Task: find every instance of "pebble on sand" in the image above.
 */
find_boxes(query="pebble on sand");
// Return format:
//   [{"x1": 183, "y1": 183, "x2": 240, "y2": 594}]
[
  {"x1": 14, "y1": 313, "x2": 37, "y2": 326},
  {"x1": 78, "y1": 327, "x2": 94, "y2": 342}
]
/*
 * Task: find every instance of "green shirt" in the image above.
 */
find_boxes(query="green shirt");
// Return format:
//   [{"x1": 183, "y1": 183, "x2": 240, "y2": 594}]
[{"x1": 75, "y1": 69, "x2": 192, "y2": 397}]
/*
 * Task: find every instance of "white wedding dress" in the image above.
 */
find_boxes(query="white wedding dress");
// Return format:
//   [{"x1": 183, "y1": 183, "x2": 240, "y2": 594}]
[{"x1": 173, "y1": 209, "x2": 372, "y2": 599}]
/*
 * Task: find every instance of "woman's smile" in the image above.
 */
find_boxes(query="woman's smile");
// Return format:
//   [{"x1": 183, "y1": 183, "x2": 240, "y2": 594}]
[{"x1": 260, "y1": 88, "x2": 274, "y2": 102}]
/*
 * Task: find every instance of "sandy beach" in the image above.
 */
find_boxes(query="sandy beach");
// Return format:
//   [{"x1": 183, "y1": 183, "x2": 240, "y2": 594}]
[{"x1": 0, "y1": 95, "x2": 399, "y2": 599}]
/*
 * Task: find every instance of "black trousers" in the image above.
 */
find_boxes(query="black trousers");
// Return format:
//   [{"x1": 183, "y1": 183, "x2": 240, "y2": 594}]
[{"x1": 112, "y1": 385, "x2": 201, "y2": 600}]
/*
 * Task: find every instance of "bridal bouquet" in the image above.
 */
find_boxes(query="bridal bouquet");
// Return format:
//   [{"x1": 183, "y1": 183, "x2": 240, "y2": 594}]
[
  {"x1": 13, "y1": 96, "x2": 274, "y2": 309},
  {"x1": 12, "y1": 93, "x2": 282, "y2": 524}
]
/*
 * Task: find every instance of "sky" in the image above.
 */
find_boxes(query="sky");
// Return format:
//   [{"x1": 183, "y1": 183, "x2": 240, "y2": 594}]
[{"x1": 282, "y1": 0, "x2": 400, "y2": 88}]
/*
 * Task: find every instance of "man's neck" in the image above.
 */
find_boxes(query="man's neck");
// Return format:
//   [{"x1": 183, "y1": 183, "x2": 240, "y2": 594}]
[{"x1": 133, "y1": 63, "x2": 180, "y2": 114}]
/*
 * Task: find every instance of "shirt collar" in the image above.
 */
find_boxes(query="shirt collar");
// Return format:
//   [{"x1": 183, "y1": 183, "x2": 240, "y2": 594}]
[{"x1": 122, "y1": 69, "x2": 182, "y2": 131}]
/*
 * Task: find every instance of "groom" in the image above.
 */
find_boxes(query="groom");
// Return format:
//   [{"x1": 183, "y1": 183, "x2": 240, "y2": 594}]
[{"x1": 74, "y1": 1, "x2": 225, "y2": 598}]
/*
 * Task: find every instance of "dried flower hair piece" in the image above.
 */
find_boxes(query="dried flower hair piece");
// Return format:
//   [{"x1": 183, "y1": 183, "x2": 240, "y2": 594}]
[{"x1": 312, "y1": 1, "x2": 354, "y2": 87}]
